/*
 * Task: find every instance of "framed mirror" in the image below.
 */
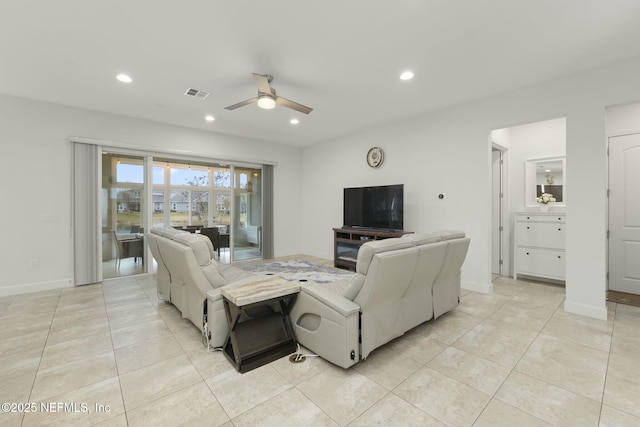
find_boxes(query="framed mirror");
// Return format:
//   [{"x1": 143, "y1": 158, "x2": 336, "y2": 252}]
[{"x1": 525, "y1": 156, "x2": 566, "y2": 208}]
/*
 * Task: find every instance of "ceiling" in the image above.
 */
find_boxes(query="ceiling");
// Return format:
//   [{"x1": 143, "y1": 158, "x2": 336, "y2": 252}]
[{"x1": 2, "y1": 1, "x2": 640, "y2": 147}]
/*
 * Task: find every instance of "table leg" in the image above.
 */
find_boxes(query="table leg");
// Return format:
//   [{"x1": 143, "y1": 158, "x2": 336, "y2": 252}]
[{"x1": 222, "y1": 299, "x2": 243, "y2": 369}]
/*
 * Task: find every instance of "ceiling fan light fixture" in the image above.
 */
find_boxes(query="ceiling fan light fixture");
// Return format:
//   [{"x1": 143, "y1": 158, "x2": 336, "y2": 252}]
[
  {"x1": 257, "y1": 95, "x2": 276, "y2": 110},
  {"x1": 400, "y1": 71, "x2": 414, "y2": 81},
  {"x1": 116, "y1": 73, "x2": 133, "y2": 83}
]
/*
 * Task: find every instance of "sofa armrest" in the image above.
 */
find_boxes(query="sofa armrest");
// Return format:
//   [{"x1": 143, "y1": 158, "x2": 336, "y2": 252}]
[
  {"x1": 302, "y1": 283, "x2": 360, "y2": 317},
  {"x1": 290, "y1": 283, "x2": 361, "y2": 369}
]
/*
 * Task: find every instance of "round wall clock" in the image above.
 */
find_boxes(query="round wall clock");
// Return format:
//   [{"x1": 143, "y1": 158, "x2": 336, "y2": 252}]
[{"x1": 366, "y1": 147, "x2": 384, "y2": 168}]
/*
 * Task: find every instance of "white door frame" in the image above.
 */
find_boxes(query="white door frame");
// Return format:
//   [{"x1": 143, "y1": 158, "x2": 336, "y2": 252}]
[
  {"x1": 607, "y1": 132, "x2": 640, "y2": 294},
  {"x1": 491, "y1": 141, "x2": 510, "y2": 277}
]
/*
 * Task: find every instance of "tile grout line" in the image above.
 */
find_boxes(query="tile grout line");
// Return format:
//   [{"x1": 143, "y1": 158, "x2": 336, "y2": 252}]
[
  {"x1": 462, "y1": 279, "x2": 561, "y2": 427},
  {"x1": 103, "y1": 281, "x2": 133, "y2": 427},
  {"x1": 23, "y1": 289, "x2": 62, "y2": 427},
  {"x1": 596, "y1": 301, "x2": 617, "y2": 427},
  {"x1": 478, "y1": 293, "x2": 565, "y2": 426}
]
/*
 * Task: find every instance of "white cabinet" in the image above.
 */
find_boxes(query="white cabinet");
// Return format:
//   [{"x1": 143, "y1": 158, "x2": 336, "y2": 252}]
[{"x1": 514, "y1": 212, "x2": 565, "y2": 281}]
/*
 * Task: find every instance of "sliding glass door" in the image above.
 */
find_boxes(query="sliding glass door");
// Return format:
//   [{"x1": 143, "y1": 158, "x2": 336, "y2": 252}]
[
  {"x1": 232, "y1": 166, "x2": 263, "y2": 261},
  {"x1": 100, "y1": 151, "x2": 265, "y2": 278},
  {"x1": 102, "y1": 153, "x2": 146, "y2": 279}
]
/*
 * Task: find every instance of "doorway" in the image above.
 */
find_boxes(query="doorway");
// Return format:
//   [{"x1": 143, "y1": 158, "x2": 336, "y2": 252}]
[{"x1": 490, "y1": 117, "x2": 566, "y2": 281}]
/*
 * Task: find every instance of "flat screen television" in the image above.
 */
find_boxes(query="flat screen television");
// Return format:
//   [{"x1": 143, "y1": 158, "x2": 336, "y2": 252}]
[{"x1": 343, "y1": 184, "x2": 403, "y2": 231}]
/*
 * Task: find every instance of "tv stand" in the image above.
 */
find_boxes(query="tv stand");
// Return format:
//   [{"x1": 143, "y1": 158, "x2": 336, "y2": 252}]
[{"x1": 333, "y1": 227, "x2": 412, "y2": 271}]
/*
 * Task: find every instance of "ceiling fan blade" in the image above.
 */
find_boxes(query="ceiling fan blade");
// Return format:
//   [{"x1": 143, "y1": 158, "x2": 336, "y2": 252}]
[
  {"x1": 253, "y1": 73, "x2": 272, "y2": 95},
  {"x1": 224, "y1": 97, "x2": 258, "y2": 110},
  {"x1": 275, "y1": 96, "x2": 313, "y2": 114}
]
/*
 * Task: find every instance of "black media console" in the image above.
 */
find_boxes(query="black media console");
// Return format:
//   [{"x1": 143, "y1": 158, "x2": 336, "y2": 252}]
[{"x1": 333, "y1": 227, "x2": 412, "y2": 271}]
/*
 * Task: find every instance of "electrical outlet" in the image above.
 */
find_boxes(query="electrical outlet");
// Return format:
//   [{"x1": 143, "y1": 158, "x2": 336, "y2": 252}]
[{"x1": 28, "y1": 258, "x2": 38, "y2": 270}]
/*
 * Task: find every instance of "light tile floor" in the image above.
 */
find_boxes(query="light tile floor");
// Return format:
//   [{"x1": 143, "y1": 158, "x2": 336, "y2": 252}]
[{"x1": 1, "y1": 268, "x2": 640, "y2": 426}]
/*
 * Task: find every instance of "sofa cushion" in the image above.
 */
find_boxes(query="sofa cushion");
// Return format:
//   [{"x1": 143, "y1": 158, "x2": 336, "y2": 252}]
[
  {"x1": 402, "y1": 230, "x2": 466, "y2": 246},
  {"x1": 201, "y1": 263, "x2": 228, "y2": 288},
  {"x1": 342, "y1": 274, "x2": 365, "y2": 301},
  {"x1": 218, "y1": 264, "x2": 256, "y2": 284},
  {"x1": 151, "y1": 227, "x2": 183, "y2": 238},
  {"x1": 171, "y1": 233, "x2": 212, "y2": 266},
  {"x1": 402, "y1": 232, "x2": 443, "y2": 246},
  {"x1": 200, "y1": 233, "x2": 215, "y2": 258},
  {"x1": 439, "y1": 230, "x2": 466, "y2": 240},
  {"x1": 356, "y1": 238, "x2": 413, "y2": 275},
  {"x1": 313, "y1": 278, "x2": 351, "y2": 298}
]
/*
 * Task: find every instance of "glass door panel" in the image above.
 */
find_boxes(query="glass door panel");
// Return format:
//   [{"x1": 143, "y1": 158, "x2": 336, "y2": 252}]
[
  {"x1": 152, "y1": 190, "x2": 165, "y2": 227},
  {"x1": 232, "y1": 167, "x2": 262, "y2": 261},
  {"x1": 190, "y1": 190, "x2": 209, "y2": 227},
  {"x1": 102, "y1": 153, "x2": 146, "y2": 279},
  {"x1": 168, "y1": 190, "x2": 189, "y2": 228},
  {"x1": 211, "y1": 167, "x2": 231, "y2": 262}
]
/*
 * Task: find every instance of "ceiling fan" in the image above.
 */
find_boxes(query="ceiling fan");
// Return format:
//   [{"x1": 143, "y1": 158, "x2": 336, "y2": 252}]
[{"x1": 224, "y1": 73, "x2": 313, "y2": 115}]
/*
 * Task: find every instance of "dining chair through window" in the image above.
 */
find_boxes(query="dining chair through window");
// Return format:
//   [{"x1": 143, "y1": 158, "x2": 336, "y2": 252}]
[{"x1": 201, "y1": 227, "x2": 230, "y2": 257}]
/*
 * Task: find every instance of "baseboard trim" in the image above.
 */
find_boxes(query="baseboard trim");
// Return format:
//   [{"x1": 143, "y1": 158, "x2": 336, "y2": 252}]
[
  {"x1": 564, "y1": 300, "x2": 608, "y2": 320},
  {"x1": 0, "y1": 279, "x2": 73, "y2": 297},
  {"x1": 462, "y1": 280, "x2": 493, "y2": 295}
]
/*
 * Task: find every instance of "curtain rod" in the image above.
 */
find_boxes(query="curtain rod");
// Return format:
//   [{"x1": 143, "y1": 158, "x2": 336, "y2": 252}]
[{"x1": 69, "y1": 136, "x2": 278, "y2": 167}]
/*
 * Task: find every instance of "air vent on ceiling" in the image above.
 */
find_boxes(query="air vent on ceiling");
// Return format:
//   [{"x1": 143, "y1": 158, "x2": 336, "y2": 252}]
[{"x1": 184, "y1": 88, "x2": 210, "y2": 99}]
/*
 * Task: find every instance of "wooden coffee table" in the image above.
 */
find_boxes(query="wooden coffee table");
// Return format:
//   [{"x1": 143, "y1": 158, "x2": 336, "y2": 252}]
[{"x1": 220, "y1": 277, "x2": 300, "y2": 373}]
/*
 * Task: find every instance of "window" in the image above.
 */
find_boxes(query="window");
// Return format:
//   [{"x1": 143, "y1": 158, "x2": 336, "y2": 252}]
[
  {"x1": 152, "y1": 162, "x2": 231, "y2": 228},
  {"x1": 116, "y1": 160, "x2": 143, "y2": 184}
]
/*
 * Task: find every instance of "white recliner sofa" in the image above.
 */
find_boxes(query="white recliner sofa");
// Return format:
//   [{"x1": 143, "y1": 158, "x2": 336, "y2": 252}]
[
  {"x1": 289, "y1": 230, "x2": 470, "y2": 368},
  {"x1": 147, "y1": 227, "x2": 259, "y2": 345}
]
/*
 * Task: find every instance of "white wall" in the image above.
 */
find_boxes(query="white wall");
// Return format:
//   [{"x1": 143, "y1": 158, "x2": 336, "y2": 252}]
[
  {"x1": 506, "y1": 117, "x2": 566, "y2": 213},
  {"x1": 0, "y1": 94, "x2": 303, "y2": 296},
  {"x1": 301, "y1": 106, "x2": 501, "y2": 294},
  {"x1": 301, "y1": 56, "x2": 640, "y2": 319},
  {"x1": 606, "y1": 101, "x2": 640, "y2": 135}
]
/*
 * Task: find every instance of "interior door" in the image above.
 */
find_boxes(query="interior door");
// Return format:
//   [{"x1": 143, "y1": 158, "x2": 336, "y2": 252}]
[{"x1": 609, "y1": 133, "x2": 640, "y2": 294}]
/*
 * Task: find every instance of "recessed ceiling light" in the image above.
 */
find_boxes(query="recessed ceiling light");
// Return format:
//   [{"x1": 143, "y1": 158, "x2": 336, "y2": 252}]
[
  {"x1": 290, "y1": 118, "x2": 299, "y2": 125},
  {"x1": 116, "y1": 74, "x2": 133, "y2": 83},
  {"x1": 400, "y1": 71, "x2": 414, "y2": 81},
  {"x1": 205, "y1": 115, "x2": 215, "y2": 122}
]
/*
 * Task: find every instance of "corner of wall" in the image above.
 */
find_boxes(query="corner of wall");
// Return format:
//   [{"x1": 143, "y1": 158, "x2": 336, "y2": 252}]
[
  {"x1": 564, "y1": 300, "x2": 608, "y2": 320},
  {"x1": 461, "y1": 280, "x2": 493, "y2": 295}
]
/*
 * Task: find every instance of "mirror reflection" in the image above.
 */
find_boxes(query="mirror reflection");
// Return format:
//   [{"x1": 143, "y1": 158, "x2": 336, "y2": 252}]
[{"x1": 526, "y1": 157, "x2": 565, "y2": 207}]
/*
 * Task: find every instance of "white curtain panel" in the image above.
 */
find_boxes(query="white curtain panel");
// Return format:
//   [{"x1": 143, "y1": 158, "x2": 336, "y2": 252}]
[
  {"x1": 72, "y1": 142, "x2": 101, "y2": 285},
  {"x1": 262, "y1": 164, "x2": 274, "y2": 259}
]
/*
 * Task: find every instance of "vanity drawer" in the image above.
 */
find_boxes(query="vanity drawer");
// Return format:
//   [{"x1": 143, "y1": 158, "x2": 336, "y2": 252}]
[
  {"x1": 516, "y1": 247, "x2": 565, "y2": 280},
  {"x1": 516, "y1": 214, "x2": 565, "y2": 223},
  {"x1": 516, "y1": 222, "x2": 566, "y2": 249}
]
